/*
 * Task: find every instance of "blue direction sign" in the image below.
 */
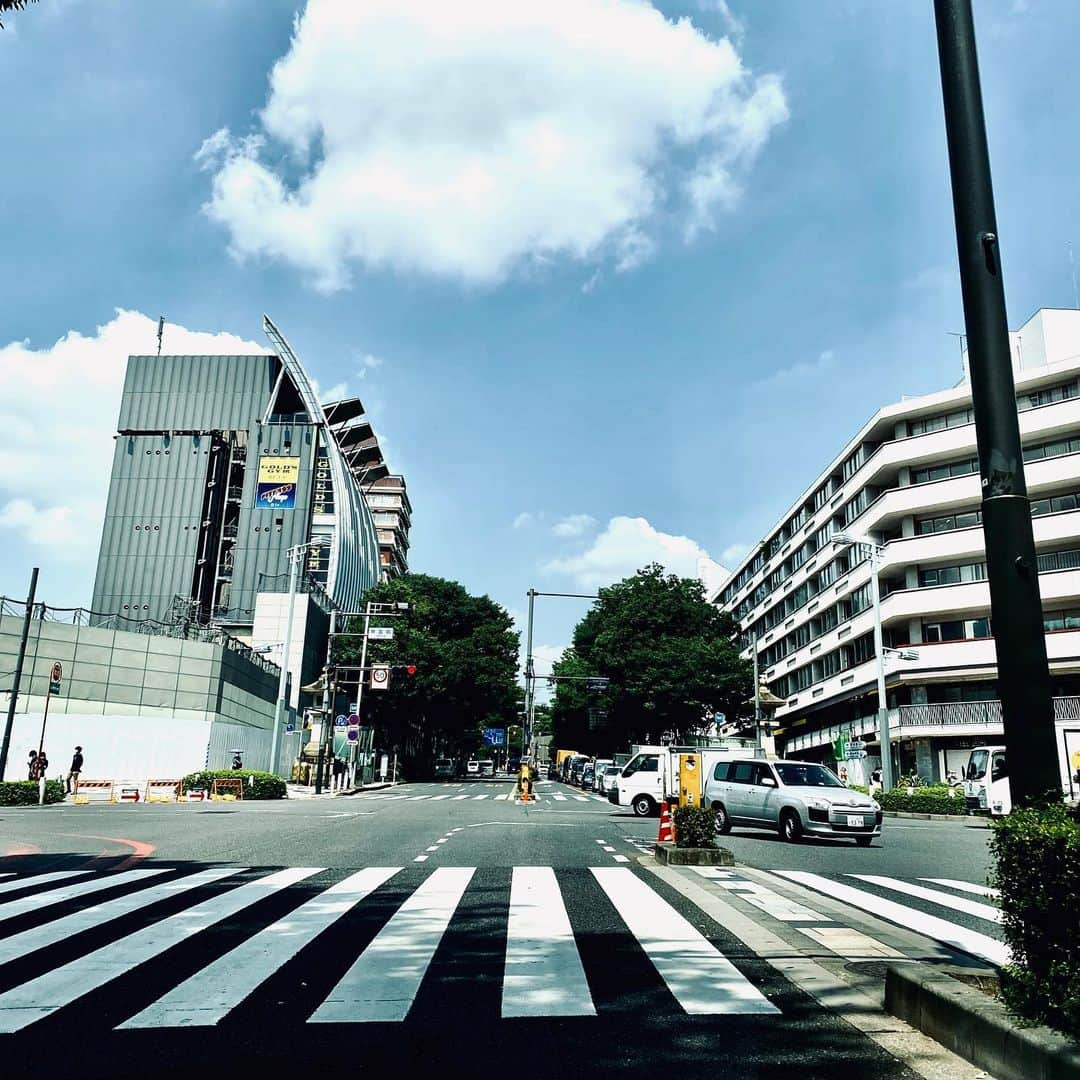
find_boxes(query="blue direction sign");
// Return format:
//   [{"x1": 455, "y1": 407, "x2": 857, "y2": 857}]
[
  {"x1": 482, "y1": 727, "x2": 506, "y2": 747},
  {"x1": 334, "y1": 715, "x2": 347, "y2": 727}
]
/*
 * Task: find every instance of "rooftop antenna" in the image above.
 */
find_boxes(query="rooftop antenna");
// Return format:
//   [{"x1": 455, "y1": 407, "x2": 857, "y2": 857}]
[
  {"x1": 1070, "y1": 242, "x2": 1079, "y2": 310},
  {"x1": 156, "y1": 315, "x2": 165, "y2": 356}
]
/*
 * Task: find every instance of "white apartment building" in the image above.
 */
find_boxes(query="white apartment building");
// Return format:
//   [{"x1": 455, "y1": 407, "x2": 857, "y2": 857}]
[{"x1": 714, "y1": 309, "x2": 1080, "y2": 795}]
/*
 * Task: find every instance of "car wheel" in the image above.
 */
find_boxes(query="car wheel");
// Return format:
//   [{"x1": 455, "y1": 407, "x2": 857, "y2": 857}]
[
  {"x1": 632, "y1": 794, "x2": 656, "y2": 817},
  {"x1": 713, "y1": 803, "x2": 732, "y2": 835},
  {"x1": 854, "y1": 836, "x2": 873, "y2": 847},
  {"x1": 780, "y1": 810, "x2": 803, "y2": 843}
]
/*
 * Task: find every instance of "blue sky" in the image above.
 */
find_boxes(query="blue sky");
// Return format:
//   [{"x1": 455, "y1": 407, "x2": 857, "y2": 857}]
[{"x1": 2, "y1": 0, "x2": 1079, "y2": 680}]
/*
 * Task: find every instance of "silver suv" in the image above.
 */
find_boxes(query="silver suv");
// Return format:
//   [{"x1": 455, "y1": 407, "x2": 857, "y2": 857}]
[{"x1": 704, "y1": 758, "x2": 882, "y2": 846}]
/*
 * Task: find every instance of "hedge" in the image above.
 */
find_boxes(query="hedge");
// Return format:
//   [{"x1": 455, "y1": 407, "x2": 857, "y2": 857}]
[
  {"x1": 878, "y1": 785, "x2": 965, "y2": 815},
  {"x1": 990, "y1": 802, "x2": 1080, "y2": 1038},
  {"x1": 180, "y1": 770, "x2": 286, "y2": 800},
  {"x1": 0, "y1": 780, "x2": 66, "y2": 806},
  {"x1": 673, "y1": 806, "x2": 717, "y2": 848}
]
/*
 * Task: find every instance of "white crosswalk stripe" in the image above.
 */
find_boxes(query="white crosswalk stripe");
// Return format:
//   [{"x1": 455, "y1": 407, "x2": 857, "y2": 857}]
[
  {"x1": 120, "y1": 867, "x2": 402, "y2": 1028},
  {"x1": 0, "y1": 868, "x2": 313, "y2": 1033},
  {"x1": 0, "y1": 863, "x2": 793, "y2": 1028},
  {"x1": 591, "y1": 868, "x2": 778, "y2": 1015},
  {"x1": 553, "y1": 794, "x2": 567, "y2": 801},
  {"x1": 773, "y1": 871, "x2": 1008, "y2": 967},
  {"x1": 0, "y1": 870, "x2": 92, "y2": 897},
  {"x1": 920, "y1": 877, "x2": 1000, "y2": 899},
  {"x1": 849, "y1": 875, "x2": 1001, "y2": 924},
  {"x1": 311, "y1": 867, "x2": 474, "y2": 1023}
]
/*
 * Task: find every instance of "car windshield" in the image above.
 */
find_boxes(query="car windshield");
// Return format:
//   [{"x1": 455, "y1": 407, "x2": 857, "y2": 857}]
[
  {"x1": 966, "y1": 749, "x2": 989, "y2": 780},
  {"x1": 774, "y1": 763, "x2": 845, "y2": 788}
]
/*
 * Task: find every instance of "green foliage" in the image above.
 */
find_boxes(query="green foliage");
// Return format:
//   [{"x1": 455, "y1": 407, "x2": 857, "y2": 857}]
[
  {"x1": 847, "y1": 784, "x2": 870, "y2": 795},
  {"x1": 181, "y1": 770, "x2": 285, "y2": 800},
  {"x1": 878, "y1": 786, "x2": 964, "y2": 815},
  {"x1": 673, "y1": 805, "x2": 718, "y2": 849},
  {"x1": 990, "y1": 802, "x2": 1080, "y2": 1037},
  {"x1": 0, "y1": 780, "x2": 65, "y2": 805},
  {"x1": 552, "y1": 564, "x2": 752, "y2": 751},
  {"x1": 334, "y1": 574, "x2": 520, "y2": 765}
]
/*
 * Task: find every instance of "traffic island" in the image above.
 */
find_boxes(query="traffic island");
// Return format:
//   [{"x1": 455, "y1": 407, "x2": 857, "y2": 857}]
[
  {"x1": 884, "y1": 963, "x2": 1080, "y2": 1080},
  {"x1": 653, "y1": 843, "x2": 734, "y2": 866}
]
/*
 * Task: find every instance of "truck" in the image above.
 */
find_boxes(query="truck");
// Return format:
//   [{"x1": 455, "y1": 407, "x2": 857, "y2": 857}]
[
  {"x1": 963, "y1": 734, "x2": 1080, "y2": 816},
  {"x1": 609, "y1": 744, "x2": 741, "y2": 817}
]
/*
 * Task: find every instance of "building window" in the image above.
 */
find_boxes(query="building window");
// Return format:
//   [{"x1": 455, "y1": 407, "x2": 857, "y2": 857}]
[
  {"x1": 921, "y1": 617, "x2": 992, "y2": 643},
  {"x1": 916, "y1": 509, "x2": 982, "y2": 535},
  {"x1": 910, "y1": 457, "x2": 979, "y2": 485},
  {"x1": 1017, "y1": 381, "x2": 1078, "y2": 411}
]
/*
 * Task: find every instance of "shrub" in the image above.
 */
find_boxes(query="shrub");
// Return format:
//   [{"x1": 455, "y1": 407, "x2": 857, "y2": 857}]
[
  {"x1": 180, "y1": 769, "x2": 286, "y2": 800},
  {"x1": 990, "y1": 802, "x2": 1080, "y2": 1038},
  {"x1": 673, "y1": 805, "x2": 717, "y2": 848},
  {"x1": 878, "y1": 786, "x2": 965, "y2": 815},
  {"x1": 0, "y1": 780, "x2": 66, "y2": 806}
]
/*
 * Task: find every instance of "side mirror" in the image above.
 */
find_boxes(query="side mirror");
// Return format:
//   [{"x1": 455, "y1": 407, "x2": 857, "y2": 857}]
[{"x1": 760, "y1": 776, "x2": 777, "y2": 788}]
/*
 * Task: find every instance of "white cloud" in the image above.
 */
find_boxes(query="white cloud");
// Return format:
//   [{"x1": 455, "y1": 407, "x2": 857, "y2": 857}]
[
  {"x1": 697, "y1": 0, "x2": 746, "y2": 41},
  {"x1": 197, "y1": 0, "x2": 787, "y2": 289},
  {"x1": 551, "y1": 514, "x2": 598, "y2": 539},
  {"x1": 720, "y1": 541, "x2": 751, "y2": 566},
  {"x1": 753, "y1": 348, "x2": 836, "y2": 389},
  {"x1": 544, "y1": 515, "x2": 713, "y2": 588},
  {"x1": 355, "y1": 352, "x2": 384, "y2": 378},
  {"x1": 0, "y1": 310, "x2": 268, "y2": 563},
  {"x1": 513, "y1": 512, "x2": 535, "y2": 530}
]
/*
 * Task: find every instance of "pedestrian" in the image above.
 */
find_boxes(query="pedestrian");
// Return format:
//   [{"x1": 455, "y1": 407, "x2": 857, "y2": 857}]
[
  {"x1": 334, "y1": 756, "x2": 347, "y2": 791},
  {"x1": 66, "y1": 746, "x2": 83, "y2": 794},
  {"x1": 27, "y1": 750, "x2": 37, "y2": 781},
  {"x1": 36, "y1": 750, "x2": 49, "y2": 781}
]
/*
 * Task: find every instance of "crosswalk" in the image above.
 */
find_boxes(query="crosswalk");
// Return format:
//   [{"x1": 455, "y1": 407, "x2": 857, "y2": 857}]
[
  {"x1": 0, "y1": 863, "x2": 775, "y2": 1031},
  {"x1": 351, "y1": 790, "x2": 609, "y2": 804}
]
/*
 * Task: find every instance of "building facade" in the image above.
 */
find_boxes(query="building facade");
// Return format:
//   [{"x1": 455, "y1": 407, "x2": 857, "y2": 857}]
[
  {"x1": 714, "y1": 309, "x2": 1080, "y2": 797},
  {"x1": 91, "y1": 316, "x2": 383, "y2": 630},
  {"x1": 367, "y1": 475, "x2": 412, "y2": 580}
]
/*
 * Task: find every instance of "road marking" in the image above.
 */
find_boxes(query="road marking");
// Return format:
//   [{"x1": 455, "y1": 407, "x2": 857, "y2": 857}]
[
  {"x1": 436, "y1": 839, "x2": 448, "y2": 845},
  {"x1": 311, "y1": 867, "x2": 474, "y2": 1023},
  {"x1": 450, "y1": 828, "x2": 463, "y2": 833},
  {"x1": 713, "y1": 881, "x2": 827, "y2": 922},
  {"x1": 920, "y1": 878, "x2": 1000, "y2": 900},
  {"x1": 429, "y1": 795, "x2": 450, "y2": 801},
  {"x1": 553, "y1": 794, "x2": 567, "y2": 802},
  {"x1": 774, "y1": 871, "x2": 1009, "y2": 967},
  {"x1": 573, "y1": 796, "x2": 589, "y2": 802},
  {"x1": 594, "y1": 840, "x2": 606, "y2": 845},
  {"x1": 407, "y1": 796, "x2": 430, "y2": 801},
  {"x1": 691, "y1": 869, "x2": 736, "y2": 879},
  {"x1": 0, "y1": 868, "x2": 170, "y2": 930},
  {"x1": 602, "y1": 846, "x2": 616, "y2": 853},
  {"x1": 493, "y1": 794, "x2": 508, "y2": 801},
  {"x1": 848, "y1": 875, "x2": 1001, "y2": 924},
  {"x1": 471, "y1": 794, "x2": 489, "y2": 800},
  {"x1": 0, "y1": 870, "x2": 92, "y2": 897},
  {"x1": 591, "y1": 868, "x2": 777, "y2": 1014},
  {"x1": 426, "y1": 846, "x2": 439, "y2": 852},
  {"x1": 794, "y1": 925, "x2": 904, "y2": 961},
  {"x1": 120, "y1": 868, "x2": 402, "y2": 1028},
  {"x1": 0, "y1": 867, "x2": 313, "y2": 1032},
  {"x1": 0, "y1": 870, "x2": 231, "y2": 969},
  {"x1": 414, "y1": 856, "x2": 428, "y2": 862},
  {"x1": 502, "y1": 867, "x2": 594, "y2": 1018},
  {"x1": 451, "y1": 795, "x2": 470, "y2": 801},
  {"x1": 611, "y1": 855, "x2": 629, "y2": 863}
]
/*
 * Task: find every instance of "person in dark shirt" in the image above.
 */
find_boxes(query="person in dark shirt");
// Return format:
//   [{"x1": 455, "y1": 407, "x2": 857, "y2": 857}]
[
  {"x1": 67, "y1": 746, "x2": 84, "y2": 793},
  {"x1": 27, "y1": 750, "x2": 37, "y2": 781},
  {"x1": 35, "y1": 751, "x2": 49, "y2": 781}
]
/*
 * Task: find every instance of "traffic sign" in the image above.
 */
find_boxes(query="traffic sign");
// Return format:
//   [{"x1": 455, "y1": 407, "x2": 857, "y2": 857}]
[
  {"x1": 48, "y1": 661, "x2": 62, "y2": 696},
  {"x1": 367, "y1": 626, "x2": 394, "y2": 641},
  {"x1": 285, "y1": 724, "x2": 295, "y2": 734},
  {"x1": 482, "y1": 727, "x2": 505, "y2": 746},
  {"x1": 347, "y1": 728, "x2": 359, "y2": 742},
  {"x1": 334, "y1": 715, "x2": 347, "y2": 727},
  {"x1": 347, "y1": 714, "x2": 360, "y2": 727},
  {"x1": 370, "y1": 665, "x2": 390, "y2": 691}
]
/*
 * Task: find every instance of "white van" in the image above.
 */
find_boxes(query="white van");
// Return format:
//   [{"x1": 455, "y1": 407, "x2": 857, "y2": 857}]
[
  {"x1": 963, "y1": 745, "x2": 1010, "y2": 815},
  {"x1": 610, "y1": 746, "x2": 737, "y2": 816}
]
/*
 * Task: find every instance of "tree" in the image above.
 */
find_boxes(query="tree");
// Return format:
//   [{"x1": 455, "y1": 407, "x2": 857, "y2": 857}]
[
  {"x1": 570, "y1": 563, "x2": 752, "y2": 746},
  {"x1": 549, "y1": 648, "x2": 597, "y2": 752},
  {"x1": 332, "y1": 574, "x2": 519, "y2": 768}
]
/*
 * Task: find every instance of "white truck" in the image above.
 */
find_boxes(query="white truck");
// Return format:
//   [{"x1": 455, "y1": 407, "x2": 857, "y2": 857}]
[
  {"x1": 964, "y1": 735, "x2": 1080, "y2": 816},
  {"x1": 609, "y1": 745, "x2": 740, "y2": 816}
]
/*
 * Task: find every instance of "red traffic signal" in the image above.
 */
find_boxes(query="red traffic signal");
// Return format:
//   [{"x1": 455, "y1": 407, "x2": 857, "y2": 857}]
[{"x1": 406, "y1": 665, "x2": 417, "y2": 676}]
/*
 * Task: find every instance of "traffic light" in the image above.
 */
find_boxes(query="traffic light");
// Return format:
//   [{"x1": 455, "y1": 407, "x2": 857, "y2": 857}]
[{"x1": 406, "y1": 665, "x2": 416, "y2": 676}]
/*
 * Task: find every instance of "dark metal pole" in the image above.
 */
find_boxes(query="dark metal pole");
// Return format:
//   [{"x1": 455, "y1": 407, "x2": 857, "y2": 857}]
[
  {"x1": 0, "y1": 567, "x2": 38, "y2": 780},
  {"x1": 934, "y1": 0, "x2": 1061, "y2": 803}
]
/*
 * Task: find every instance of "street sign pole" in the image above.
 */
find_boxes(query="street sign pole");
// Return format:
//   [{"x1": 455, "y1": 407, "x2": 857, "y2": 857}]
[
  {"x1": 934, "y1": 0, "x2": 1061, "y2": 803},
  {"x1": 0, "y1": 566, "x2": 37, "y2": 781},
  {"x1": 36, "y1": 661, "x2": 61, "y2": 798}
]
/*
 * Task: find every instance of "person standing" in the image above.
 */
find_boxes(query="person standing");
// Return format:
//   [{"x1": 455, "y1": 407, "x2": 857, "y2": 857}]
[
  {"x1": 27, "y1": 750, "x2": 37, "y2": 781},
  {"x1": 67, "y1": 746, "x2": 83, "y2": 794},
  {"x1": 35, "y1": 750, "x2": 49, "y2": 781}
]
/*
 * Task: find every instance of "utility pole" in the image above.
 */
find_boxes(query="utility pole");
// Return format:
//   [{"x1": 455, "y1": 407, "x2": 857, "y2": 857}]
[
  {"x1": 524, "y1": 588, "x2": 536, "y2": 759},
  {"x1": 0, "y1": 567, "x2": 38, "y2": 781},
  {"x1": 934, "y1": 0, "x2": 1061, "y2": 802}
]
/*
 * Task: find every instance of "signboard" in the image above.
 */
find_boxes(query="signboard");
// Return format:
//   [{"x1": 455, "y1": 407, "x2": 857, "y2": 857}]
[
  {"x1": 48, "y1": 662, "x2": 62, "y2": 696},
  {"x1": 334, "y1": 715, "x2": 347, "y2": 727},
  {"x1": 347, "y1": 714, "x2": 360, "y2": 727},
  {"x1": 347, "y1": 728, "x2": 359, "y2": 742},
  {"x1": 254, "y1": 456, "x2": 300, "y2": 510},
  {"x1": 370, "y1": 665, "x2": 390, "y2": 691},
  {"x1": 367, "y1": 626, "x2": 394, "y2": 641},
  {"x1": 482, "y1": 727, "x2": 505, "y2": 746}
]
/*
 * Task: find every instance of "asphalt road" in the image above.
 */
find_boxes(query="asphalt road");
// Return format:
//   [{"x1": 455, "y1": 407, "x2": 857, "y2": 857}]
[{"x1": 0, "y1": 776, "x2": 995, "y2": 1079}]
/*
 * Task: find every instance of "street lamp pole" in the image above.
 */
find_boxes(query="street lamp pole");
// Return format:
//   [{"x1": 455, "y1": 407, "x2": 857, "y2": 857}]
[
  {"x1": 269, "y1": 547, "x2": 300, "y2": 777},
  {"x1": 933, "y1": 0, "x2": 1060, "y2": 803},
  {"x1": 866, "y1": 543, "x2": 894, "y2": 793},
  {"x1": 524, "y1": 588, "x2": 536, "y2": 758}
]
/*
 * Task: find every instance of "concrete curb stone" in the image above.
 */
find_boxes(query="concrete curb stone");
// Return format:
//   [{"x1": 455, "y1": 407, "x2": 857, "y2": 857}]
[
  {"x1": 883, "y1": 810, "x2": 990, "y2": 826},
  {"x1": 884, "y1": 963, "x2": 1080, "y2": 1080}
]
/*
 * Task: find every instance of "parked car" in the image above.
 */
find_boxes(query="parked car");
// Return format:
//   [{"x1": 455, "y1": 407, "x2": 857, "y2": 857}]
[
  {"x1": 478, "y1": 760, "x2": 494, "y2": 778},
  {"x1": 602, "y1": 763, "x2": 622, "y2": 796},
  {"x1": 593, "y1": 759, "x2": 613, "y2": 792},
  {"x1": 433, "y1": 758, "x2": 455, "y2": 781},
  {"x1": 580, "y1": 763, "x2": 595, "y2": 789},
  {"x1": 465, "y1": 759, "x2": 480, "y2": 778},
  {"x1": 704, "y1": 758, "x2": 882, "y2": 846},
  {"x1": 569, "y1": 756, "x2": 589, "y2": 786},
  {"x1": 508, "y1": 756, "x2": 521, "y2": 774},
  {"x1": 547, "y1": 764, "x2": 559, "y2": 781}
]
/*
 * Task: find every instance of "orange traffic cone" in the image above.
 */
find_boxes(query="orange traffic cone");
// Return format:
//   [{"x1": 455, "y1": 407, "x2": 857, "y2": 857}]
[{"x1": 657, "y1": 800, "x2": 675, "y2": 844}]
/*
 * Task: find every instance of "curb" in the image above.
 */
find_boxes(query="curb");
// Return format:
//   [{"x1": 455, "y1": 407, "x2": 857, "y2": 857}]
[
  {"x1": 884, "y1": 964, "x2": 1080, "y2": 1080},
  {"x1": 883, "y1": 810, "x2": 990, "y2": 826}
]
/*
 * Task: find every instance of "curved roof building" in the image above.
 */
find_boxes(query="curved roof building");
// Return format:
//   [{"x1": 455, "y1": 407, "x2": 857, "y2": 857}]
[{"x1": 91, "y1": 315, "x2": 382, "y2": 627}]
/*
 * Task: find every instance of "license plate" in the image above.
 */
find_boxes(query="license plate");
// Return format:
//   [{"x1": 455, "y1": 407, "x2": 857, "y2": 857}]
[{"x1": 846, "y1": 815, "x2": 865, "y2": 828}]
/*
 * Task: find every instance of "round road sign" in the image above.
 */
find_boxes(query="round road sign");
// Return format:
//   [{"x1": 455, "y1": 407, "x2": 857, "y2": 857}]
[{"x1": 347, "y1": 728, "x2": 359, "y2": 742}]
